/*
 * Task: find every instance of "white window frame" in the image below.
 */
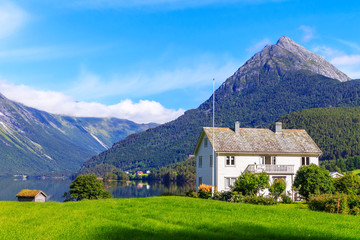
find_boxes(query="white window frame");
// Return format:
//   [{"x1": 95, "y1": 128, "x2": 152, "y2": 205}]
[
  {"x1": 225, "y1": 177, "x2": 237, "y2": 190},
  {"x1": 225, "y1": 156, "x2": 235, "y2": 167},
  {"x1": 301, "y1": 157, "x2": 310, "y2": 166}
]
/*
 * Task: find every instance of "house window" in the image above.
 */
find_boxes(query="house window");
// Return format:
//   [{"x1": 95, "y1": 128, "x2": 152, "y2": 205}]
[
  {"x1": 301, "y1": 157, "x2": 310, "y2": 166},
  {"x1": 272, "y1": 156, "x2": 277, "y2": 165},
  {"x1": 225, "y1": 177, "x2": 237, "y2": 189},
  {"x1": 199, "y1": 156, "x2": 202, "y2": 168},
  {"x1": 204, "y1": 138, "x2": 208, "y2": 148},
  {"x1": 226, "y1": 156, "x2": 235, "y2": 166},
  {"x1": 260, "y1": 156, "x2": 265, "y2": 165},
  {"x1": 199, "y1": 177, "x2": 202, "y2": 185},
  {"x1": 210, "y1": 155, "x2": 213, "y2": 167}
]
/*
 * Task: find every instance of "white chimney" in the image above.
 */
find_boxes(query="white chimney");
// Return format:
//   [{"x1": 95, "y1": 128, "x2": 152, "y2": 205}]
[
  {"x1": 235, "y1": 121, "x2": 240, "y2": 133},
  {"x1": 275, "y1": 122, "x2": 282, "y2": 133}
]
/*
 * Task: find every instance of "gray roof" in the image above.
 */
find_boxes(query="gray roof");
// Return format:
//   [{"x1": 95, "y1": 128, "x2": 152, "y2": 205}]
[{"x1": 200, "y1": 127, "x2": 322, "y2": 155}]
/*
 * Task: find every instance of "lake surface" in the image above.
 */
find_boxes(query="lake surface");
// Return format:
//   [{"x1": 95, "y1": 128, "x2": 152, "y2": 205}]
[{"x1": 0, "y1": 177, "x2": 194, "y2": 202}]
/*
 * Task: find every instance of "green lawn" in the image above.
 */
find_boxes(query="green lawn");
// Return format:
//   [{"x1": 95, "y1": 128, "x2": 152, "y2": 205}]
[
  {"x1": 351, "y1": 169, "x2": 360, "y2": 175},
  {"x1": 0, "y1": 197, "x2": 359, "y2": 240}
]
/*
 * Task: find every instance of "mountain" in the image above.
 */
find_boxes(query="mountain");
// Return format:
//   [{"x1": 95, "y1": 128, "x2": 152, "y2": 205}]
[
  {"x1": 80, "y1": 36, "x2": 360, "y2": 173},
  {"x1": 0, "y1": 94, "x2": 157, "y2": 175},
  {"x1": 274, "y1": 107, "x2": 360, "y2": 160}
]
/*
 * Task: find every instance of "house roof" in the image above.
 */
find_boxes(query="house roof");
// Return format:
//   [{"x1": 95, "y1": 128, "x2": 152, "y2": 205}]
[
  {"x1": 195, "y1": 127, "x2": 322, "y2": 155},
  {"x1": 16, "y1": 189, "x2": 47, "y2": 198}
]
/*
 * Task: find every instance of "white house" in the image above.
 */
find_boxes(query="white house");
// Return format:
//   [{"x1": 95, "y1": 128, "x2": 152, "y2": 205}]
[{"x1": 194, "y1": 122, "x2": 322, "y2": 198}]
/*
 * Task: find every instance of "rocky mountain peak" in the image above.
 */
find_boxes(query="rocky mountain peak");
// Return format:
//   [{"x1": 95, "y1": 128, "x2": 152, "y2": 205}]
[{"x1": 220, "y1": 36, "x2": 351, "y2": 94}]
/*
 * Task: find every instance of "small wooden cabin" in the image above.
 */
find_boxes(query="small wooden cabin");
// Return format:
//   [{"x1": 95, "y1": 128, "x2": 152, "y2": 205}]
[{"x1": 16, "y1": 189, "x2": 47, "y2": 202}]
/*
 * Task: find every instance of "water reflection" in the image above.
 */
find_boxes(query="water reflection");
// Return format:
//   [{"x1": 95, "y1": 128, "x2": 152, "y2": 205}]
[{"x1": 0, "y1": 177, "x2": 195, "y2": 202}]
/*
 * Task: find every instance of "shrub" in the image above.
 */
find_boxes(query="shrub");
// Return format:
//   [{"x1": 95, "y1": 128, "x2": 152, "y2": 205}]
[
  {"x1": 212, "y1": 191, "x2": 242, "y2": 203},
  {"x1": 185, "y1": 190, "x2": 197, "y2": 198},
  {"x1": 198, "y1": 184, "x2": 214, "y2": 199},
  {"x1": 294, "y1": 164, "x2": 334, "y2": 200},
  {"x1": 243, "y1": 195, "x2": 277, "y2": 205},
  {"x1": 334, "y1": 174, "x2": 360, "y2": 195},
  {"x1": 269, "y1": 178, "x2": 286, "y2": 201},
  {"x1": 347, "y1": 194, "x2": 360, "y2": 215},
  {"x1": 308, "y1": 194, "x2": 349, "y2": 214},
  {"x1": 233, "y1": 172, "x2": 269, "y2": 196},
  {"x1": 281, "y1": 193, "x2": 292, "y2": 204}
]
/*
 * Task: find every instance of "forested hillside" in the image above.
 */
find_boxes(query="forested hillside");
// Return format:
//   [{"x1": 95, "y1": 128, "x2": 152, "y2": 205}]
[{"x1": 81, "y1": 37, "x2": 360, "y2": 173}]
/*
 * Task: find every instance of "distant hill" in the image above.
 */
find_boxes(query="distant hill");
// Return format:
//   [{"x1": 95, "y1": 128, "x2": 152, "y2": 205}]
[
  {"x1": 275, "y1": 107, "x2": 360, "y2": 161},
  {"x1": 0, "y1": 94, "x2": 157, "y2": 176},
  {"x1": 81, "y1": 36, "x2": 360, "y2": 173}
]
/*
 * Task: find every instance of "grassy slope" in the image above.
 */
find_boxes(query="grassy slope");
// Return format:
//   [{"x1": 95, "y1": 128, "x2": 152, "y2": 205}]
[
  {"x1": 351, "y1": 169, "x2": 360, "y2": 175},
  {"x1": 0, "y1": 197, "x2": 359, "y2": 240}
]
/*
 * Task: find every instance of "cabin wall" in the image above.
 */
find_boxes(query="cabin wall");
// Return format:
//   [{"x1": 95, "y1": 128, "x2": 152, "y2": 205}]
[{"x1": 196, "y1": 135, "x2": 216, "y2": 192}]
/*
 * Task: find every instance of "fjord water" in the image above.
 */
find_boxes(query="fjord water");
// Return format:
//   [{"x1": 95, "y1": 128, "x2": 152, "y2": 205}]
[{"x1": 0, "y1": 178, "x2": 194, "y2": 202}]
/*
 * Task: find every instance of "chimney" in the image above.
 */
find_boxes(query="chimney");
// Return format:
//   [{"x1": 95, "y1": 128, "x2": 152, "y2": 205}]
[
  {"x1": 234, "y1": 121, "x2": 240, "y2": 133},
  {"x1": 275, "y1": 122, "x2": 282, "y2": 133}
]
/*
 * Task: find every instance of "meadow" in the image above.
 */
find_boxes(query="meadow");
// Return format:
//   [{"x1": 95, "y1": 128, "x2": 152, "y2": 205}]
[{"x1": 1, "y1": 196, "x2": 359, "y2": 240}]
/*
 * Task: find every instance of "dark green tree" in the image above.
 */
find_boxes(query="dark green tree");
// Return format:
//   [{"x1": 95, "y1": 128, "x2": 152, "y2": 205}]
[
  {"x1": 334, "y1": 173, "x2": 360, "y2": 195},
  {"x1": 294, "y1": 164, "x2": 334, "y2": 200},
  {"x1": 64, "y1": 174, "x2": 112, "y2": 201},
  {"x1": 232, "y1": 172, "x2": 269, "y2": 196},
  {"x1": 269, "y1": 178, "x2": 286, "y2": 200}
]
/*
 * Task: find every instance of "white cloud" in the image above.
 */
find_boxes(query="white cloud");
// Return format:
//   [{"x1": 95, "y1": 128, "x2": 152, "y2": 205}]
[
  {"x1": 313, "y1": 45, "x2": 360, "y2": 79},
  {"x1": 247, "y1": 38, "x2": 271, "y2": 54},
  {"x1": 331, "y1": 55, "x2": 360, "y2": 67},
  {"x1": 299, "y1": 25, "x2": 315, "y2": 43},
  {"x1": 67, "y1": 60, "x2": 239, "y2": 101},
  {"x1": 0, "y1": 80, "x2": 184, "y2": 124},
  {"x1": 0, "y1": 1, "x2": 27, "y2": 39}
]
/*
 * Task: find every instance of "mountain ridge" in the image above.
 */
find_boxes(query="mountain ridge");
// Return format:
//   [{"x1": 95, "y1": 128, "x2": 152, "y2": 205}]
[{"x1": 80, "y1": 36, "x2": 360, "y2": 173}]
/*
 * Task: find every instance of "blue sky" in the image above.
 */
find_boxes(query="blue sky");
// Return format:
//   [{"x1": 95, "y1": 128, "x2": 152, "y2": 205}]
[{"x1": 0, "y1": 0, "x2": 360, "y2": 123}]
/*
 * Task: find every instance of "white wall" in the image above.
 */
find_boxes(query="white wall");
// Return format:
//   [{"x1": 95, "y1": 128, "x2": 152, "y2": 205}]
[{"x1": 196, "y1": 135, "x2": 216, "y2": 191}]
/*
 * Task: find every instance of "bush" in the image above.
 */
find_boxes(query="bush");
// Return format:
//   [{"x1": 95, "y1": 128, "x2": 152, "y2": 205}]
[
  {"x1": 334, "y1": 174, "x2": 360, "y2": 195},
  {"x1": 198, "y1": 184, "x2": 214, "y2": 199},
  {"x1": 212, "y1": 191, "x2": 242, "y2": 203},
  {"x1": 294, "y1": 164, "x2": 334, "y2": 200},
  {"x1": 185, "y1": 190, "x2": 197, "y2": 198},
  {"x1": 233, "y1": 172, "x2": 269, "y2": 196},
  {"x1": 308, "y1": 194, "x2": 349, "y2": 214},
  {"x1": 269, "y1": 178, "x2": 286, "y2": 201},
  {"x1": 243, "y1": 195, "x2": 277, "y2": 205},
  {"x1": 281, "y1": 193, "x2": 292, "y2": 204},
  {"x1": 63, "y1": 174, "x2": 112, "y2": 201}
]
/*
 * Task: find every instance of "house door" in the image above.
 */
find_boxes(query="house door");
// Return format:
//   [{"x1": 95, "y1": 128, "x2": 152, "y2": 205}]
[{"x1": 265, "y1": 156, "x2": 271, "y2": 165}]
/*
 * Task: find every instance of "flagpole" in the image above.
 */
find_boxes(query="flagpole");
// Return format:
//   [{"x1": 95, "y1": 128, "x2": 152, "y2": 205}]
[{"x1": 212, "y1": 78, "x2": 215, "y2": 196}]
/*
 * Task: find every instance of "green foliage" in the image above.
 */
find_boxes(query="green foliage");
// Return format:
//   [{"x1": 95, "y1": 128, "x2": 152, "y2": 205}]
[
  {"x1": 281, "y1": 193, "x2": 292, "y2": 204},
  {"x1": 233, "y1": 172, "x2": 269, "y2": 196},
  {"x1": 308, "y1": 194, "x2": 349, "y2": 214},
  {"x1": 269, "y1": 178, "x2": 286, "y2": 200},
  {"x1": 146, "y1": 157, "x2": 195, "y2": 184},
  {"x1": 64, "y1": 174, "x2": 112, "y2": 201},
  {"x1": 321, "y1": 156, "x2": 360, "y2": 173},
  {"x1": 103, "y1": 169, "x2": 129, "y2": 181},
  {"x1": 184, "y1": 190, "x2": 197, "y2": 198},
  {"x1": 243, "y1": 195, "x2": 277, "y2": 205},
  {"x1": 294, "y1": 164, "x2": 334, "y2": 200},
  {"x1": 212, "y1": 191, "x2": 242, "y2": 203},
  {"x1": 334, "y1": 174, "x2": 360, "y2": 195}
]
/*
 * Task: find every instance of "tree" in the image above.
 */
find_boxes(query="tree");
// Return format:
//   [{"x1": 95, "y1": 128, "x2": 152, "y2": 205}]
[
  {"x1": 269, "y1": 178, "x2": 286, "y2": 200},
  {"x1": 334, "y1": 173, "x2": 360, "y2": 195},
  {"x1": 232, "y1": 172, "x2": 269, "y2": 196},
  {"x1": 63, "y1": 174, "x2": 112, "y2": 201},
  {"x1": 293, "y1": 164, "x2": 334, "y2": 200}
]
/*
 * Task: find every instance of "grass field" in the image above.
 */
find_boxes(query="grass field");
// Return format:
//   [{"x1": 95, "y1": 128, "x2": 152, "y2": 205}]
[
  {"x1": 1, "y1": 197, "x2": 359, "y2": 240},
  {"x1": 351, "y1": 169, "x2": 360, "y2": 175}
]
